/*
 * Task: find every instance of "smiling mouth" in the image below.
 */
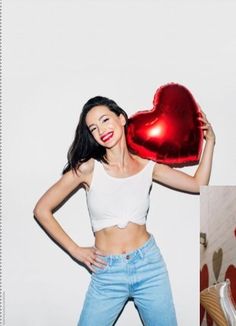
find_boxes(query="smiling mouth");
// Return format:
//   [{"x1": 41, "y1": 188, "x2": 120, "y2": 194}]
[{"x1": 100, "y1": 132, "x2": 114, "y2": 142}]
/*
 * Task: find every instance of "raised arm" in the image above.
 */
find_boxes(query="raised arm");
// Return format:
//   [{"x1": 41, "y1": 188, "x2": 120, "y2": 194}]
[
  {"x1": 152, "y1": 109, "x2": 215, "y2": 193},
  {"x1": 33, "y1": 159, "x2": 106, "y2": 272}
]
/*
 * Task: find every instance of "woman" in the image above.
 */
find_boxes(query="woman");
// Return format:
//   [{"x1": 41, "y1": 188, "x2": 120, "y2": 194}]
[{"x1": 33, "y1": 96, "x2": 215, "y2": 326}]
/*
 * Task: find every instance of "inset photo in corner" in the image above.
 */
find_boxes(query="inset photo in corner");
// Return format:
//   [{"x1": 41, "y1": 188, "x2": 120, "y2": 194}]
[{"x1": 200, "y1": 186, "x2": 236, "y2": 326}]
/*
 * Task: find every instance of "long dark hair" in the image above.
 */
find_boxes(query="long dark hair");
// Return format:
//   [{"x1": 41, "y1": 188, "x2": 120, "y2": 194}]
[{"x1": 62, "y1": 96, "x2": 129, "y2": 175}]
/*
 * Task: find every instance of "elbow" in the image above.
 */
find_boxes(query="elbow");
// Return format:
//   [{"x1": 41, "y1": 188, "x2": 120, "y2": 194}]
[
  {"x1": 193, "y1": 185, "x2": 200, "y2": 194},
  {"x1": 198, "y1": 181, "x2": 209, "y2": 194},
  {"x1": 33, "y1": 205, "x2": 41, "y2": 220},
  {"x1": 33, "y1": 204, "x2": 49, "y2": 222},
  {"x1": 194, "y1": 176, "x2": 210, "y2": 190},
  {"x1": 189, "y1": 181, "x2": 202, "y2": 194}
]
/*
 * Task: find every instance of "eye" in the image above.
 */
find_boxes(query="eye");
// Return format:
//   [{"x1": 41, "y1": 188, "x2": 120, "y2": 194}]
[
  {"x1": 89, "y1": 127, "x2": 97, "y2": 133},
  {"x1": 102, "y1": 117, "x2": 109, "y2": 123}
]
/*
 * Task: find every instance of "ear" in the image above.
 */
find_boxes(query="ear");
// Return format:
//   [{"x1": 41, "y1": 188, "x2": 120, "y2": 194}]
[{"x1": 119, "y1": 113, "x2": 127, "y2": 126}]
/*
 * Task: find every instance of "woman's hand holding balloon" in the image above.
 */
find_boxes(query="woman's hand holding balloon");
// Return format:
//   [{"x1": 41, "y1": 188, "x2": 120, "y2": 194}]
[{"x1": 197, "y1": 104, "x2": 216, "y2": 144}]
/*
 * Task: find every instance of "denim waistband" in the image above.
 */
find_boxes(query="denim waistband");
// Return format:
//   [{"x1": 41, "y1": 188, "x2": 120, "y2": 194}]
[{"x1": 98, "y1": 233, "x2": 156, "y2": 264}]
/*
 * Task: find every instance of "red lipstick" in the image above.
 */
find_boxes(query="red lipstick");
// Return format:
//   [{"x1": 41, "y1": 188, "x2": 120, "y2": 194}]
[{"x1": 100, "y1": 131, "x2": 114, "y2": 142}]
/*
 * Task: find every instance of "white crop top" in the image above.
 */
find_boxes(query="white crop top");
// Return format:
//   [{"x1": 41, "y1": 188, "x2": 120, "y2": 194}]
[{"x1": 86, "y1": 159, "x2": 156, "y2": 232}]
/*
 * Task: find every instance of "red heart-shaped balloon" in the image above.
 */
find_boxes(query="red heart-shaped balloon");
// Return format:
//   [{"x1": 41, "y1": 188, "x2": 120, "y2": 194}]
[{"x1": 126, "y1": 83, "x2": 204, "y2": 166}]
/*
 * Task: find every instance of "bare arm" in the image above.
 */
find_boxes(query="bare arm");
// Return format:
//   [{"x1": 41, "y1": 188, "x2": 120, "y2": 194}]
[
  {"x1": 33, "y1": 159, "x2": 106, "y2": 271},
  {"x1": 153, "y1": 109, "x2": 215, "y2": 193},
  {"x1": 33, "y1": 166, "x2": 84, "y2": 254}
]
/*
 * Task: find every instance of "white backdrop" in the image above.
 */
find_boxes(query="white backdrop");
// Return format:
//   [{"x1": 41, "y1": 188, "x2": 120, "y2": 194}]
[{"x1": 3, "y1": 0, "x2": 236, "y2": 325}]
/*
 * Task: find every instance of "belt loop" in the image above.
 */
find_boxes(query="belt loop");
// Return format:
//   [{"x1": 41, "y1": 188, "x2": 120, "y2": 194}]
[
  {"x1": 109, "y1": 255, "x2": 112, "y2": 266},
  {"x1": 107, "y1": 255, "x2": 112, "y2": 266},
  {"x1": 138, "y1": 248, "x2": 144, "y2": 259}
]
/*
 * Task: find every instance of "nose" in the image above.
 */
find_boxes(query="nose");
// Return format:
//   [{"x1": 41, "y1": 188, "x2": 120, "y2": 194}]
[{"x1": 98, "y1": 125, "x2": 106, "y2": 136}]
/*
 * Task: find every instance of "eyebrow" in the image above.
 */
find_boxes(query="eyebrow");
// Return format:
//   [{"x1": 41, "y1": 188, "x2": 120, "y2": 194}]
[{"x1": 88, "y1": 114, "x2": 108, "y2": 128}]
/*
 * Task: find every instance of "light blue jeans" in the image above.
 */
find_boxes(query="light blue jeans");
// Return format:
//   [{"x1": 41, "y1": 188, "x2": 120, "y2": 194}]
[{"x1": 78, "y1": 234, "x2": 178, "y2": 326}]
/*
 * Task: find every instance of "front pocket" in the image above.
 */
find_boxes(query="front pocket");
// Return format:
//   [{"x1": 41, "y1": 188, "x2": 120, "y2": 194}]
[
  {"x1": 92, "y1": 258, "x2": 110, "y2": 274},
  {"x1": 145, "y1": 245, "x2": 162, "y2": 264}
]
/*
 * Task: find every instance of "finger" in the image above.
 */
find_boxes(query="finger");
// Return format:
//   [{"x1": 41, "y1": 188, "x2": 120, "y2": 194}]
[
  {"x1": 200, "y1": 120, "x2": 211, "y2": 126},
  {"x1": 197, "y1": 117, "x2": 206, "y2": 128},
  {"x1": 89, "y1": 256, "x2": 97, "y2": 265},
  {"x1": 88, "y1": 255, "x2": 104, "y2": 266},
  {"x1": 200, "y1": 123, "x2": 211, "y2": 130},
  {"x1": 198, "y1": 110, "x2": 207, "y2": 120},
  {"x1": 92, "y1": 260, "x2": 107, "y2": 269},
  {"x1": 95, "y1": 257, "x2": 108, "y2": 266},
  {"x1": 86, "y1": 259, "x2": 96, "y2": 271},
  {"x1": 197, "y1": 110, "x2": 203, "y2": 117},
  {"x1": 87, "y1": 262, "x2": 96, "y2": 273},
  {"x1": 90, "y1": 252, "x2": 97, "y2": 260},
  {"x1": 197, "y1": 112, "x2": 205, "y2": 122},
  {"x1": 91, "y1": 253, "x2": 107, "y2": 266},
  {"x1": 198, "y1": 117, "x2": 205, "y2": 122},
  {"x1": 86, "y1": 256, "x2": 96, "y2": 267},
  {"x1": 198, "y1": 111, "x2": 207, "y2": 118},
  {"x1": 198, "y1": 117, "x2": 210, "y2": 126},
  {"x1": 94, "y1": 249, "x2": 107, "y2": 257},
  {"x1": 87, "y1": 255, "x2": 107, "y2": 269}
]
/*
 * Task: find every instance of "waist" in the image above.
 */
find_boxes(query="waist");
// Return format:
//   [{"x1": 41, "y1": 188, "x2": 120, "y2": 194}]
[
  {"x1": 95, "y1": 232, "x2": 156, "y2": 261},
  {"x1": 94, "y1": 222, "x2": 150, "y2": 254}
]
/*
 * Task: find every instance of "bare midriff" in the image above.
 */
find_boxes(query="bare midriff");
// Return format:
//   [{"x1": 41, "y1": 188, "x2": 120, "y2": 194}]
[{"x1": 94, "y1": 222, "x2": 150, "y2": 255}]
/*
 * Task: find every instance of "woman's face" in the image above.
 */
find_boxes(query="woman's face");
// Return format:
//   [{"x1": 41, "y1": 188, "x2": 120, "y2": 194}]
[{"x1": 85, "y1": 105, "x2": 126, "y2": 148}]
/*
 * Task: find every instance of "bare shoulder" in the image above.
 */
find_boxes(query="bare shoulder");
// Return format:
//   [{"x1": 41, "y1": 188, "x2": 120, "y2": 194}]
[
  {"x1": 77, "y1": 158, "x2": 95, "y2": 176},
  {"x1": 152, "y1": 161, "x2": 172, "y2": 180},
  {"x1": 132, "y1": 155, "x2": 163, "y2": 180},
  {"x1": 61, "y1": 159, "x2": 95, "y2": 188},
  {"x1": 132, "y1": 154, "x2": 156, "y2": 168},
  {"x1": 132, "y1": 154, "x2": 149, "y2": 165},
  {"x1": 75, "y1": 159, "x2": 95, "y2": 190},
  {"x1": 33, "y1": 159, "x2": 96, "y2": 214}
]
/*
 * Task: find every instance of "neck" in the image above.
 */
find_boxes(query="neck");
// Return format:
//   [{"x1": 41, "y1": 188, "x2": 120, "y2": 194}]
[{"x1": 105, "y1": 136, "x2": 133, "y2": 167}]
